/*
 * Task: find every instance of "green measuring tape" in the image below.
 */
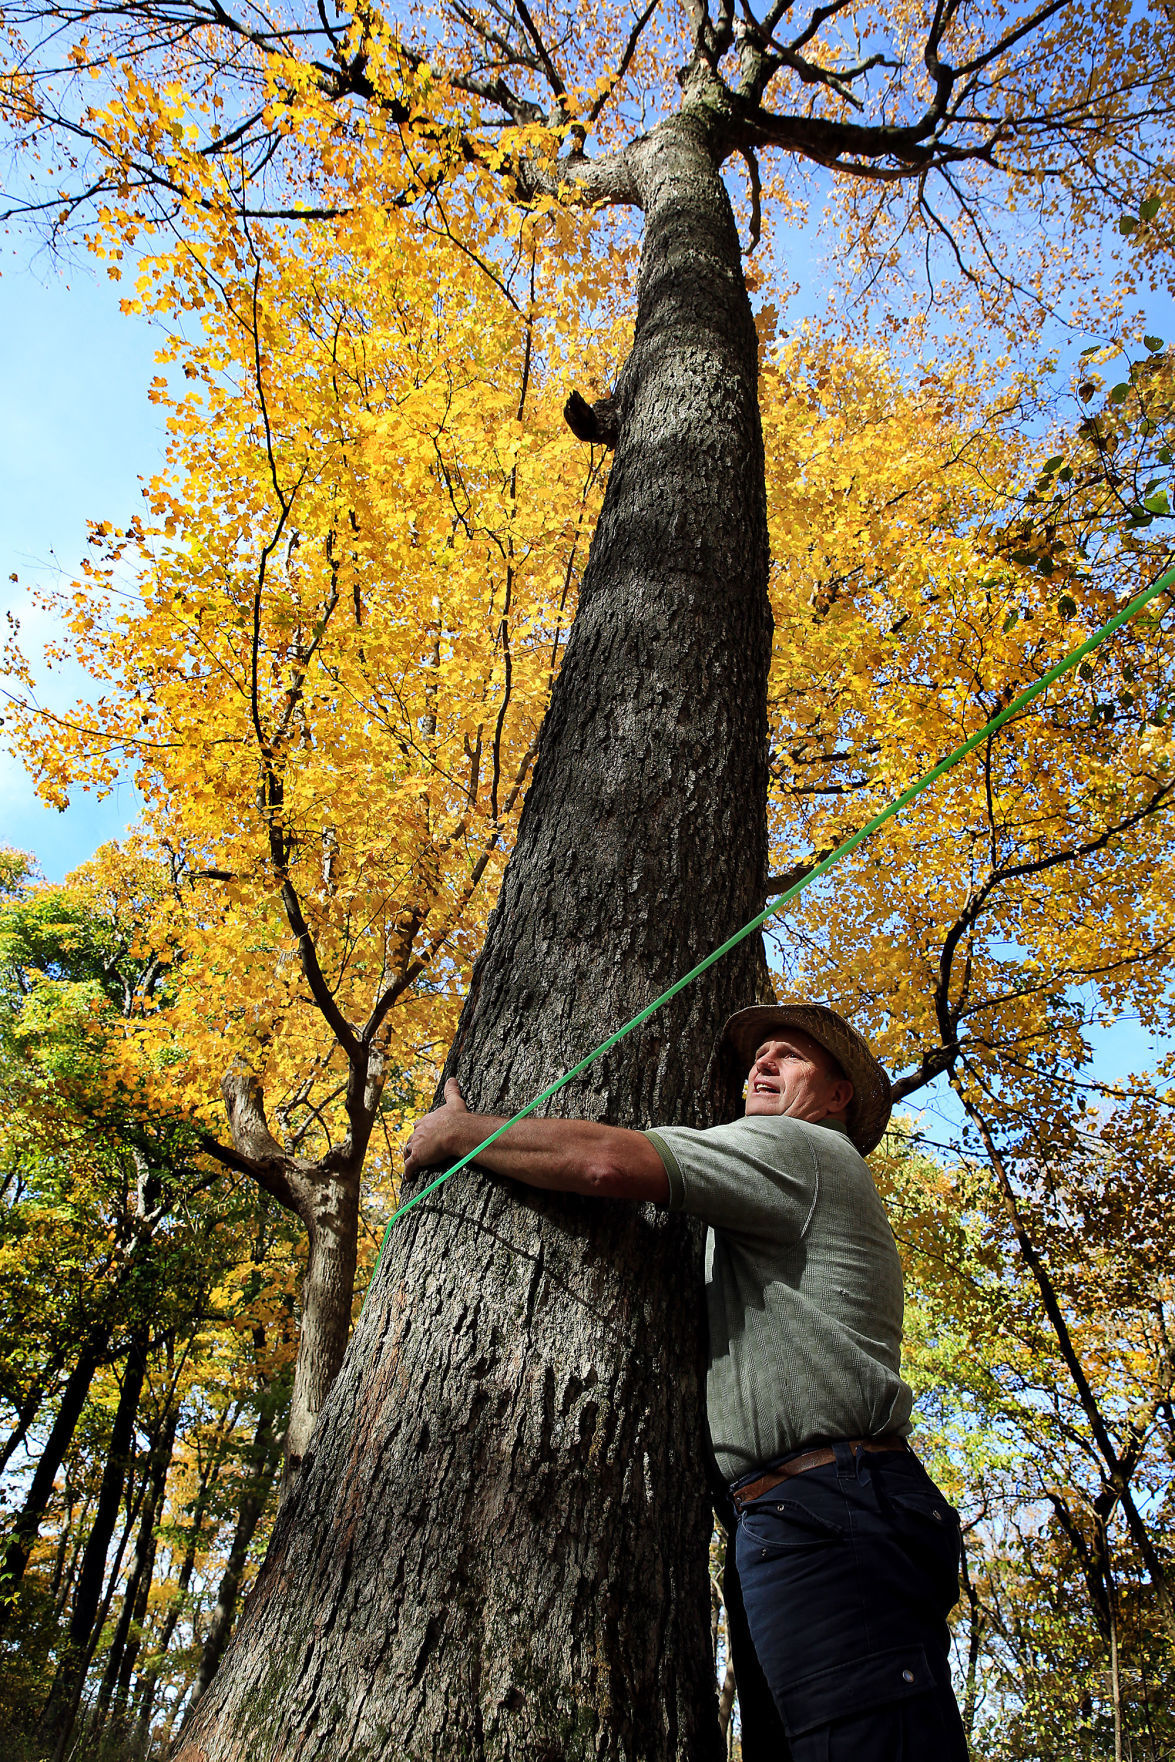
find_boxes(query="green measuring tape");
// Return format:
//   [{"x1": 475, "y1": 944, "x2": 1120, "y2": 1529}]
[{"x1": 368, "y1": 563, "x2": 1175, "y2": 1281}]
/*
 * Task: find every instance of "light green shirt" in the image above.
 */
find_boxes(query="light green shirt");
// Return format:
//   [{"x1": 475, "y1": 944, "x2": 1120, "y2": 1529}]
[{"x1": 644, "y1": 1113, "x2": 912, "y2": 1482}]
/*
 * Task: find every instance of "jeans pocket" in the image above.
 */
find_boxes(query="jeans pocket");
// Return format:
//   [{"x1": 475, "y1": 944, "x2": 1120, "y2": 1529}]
[
  {"x1": 779, "y1": 1642, "x2": 938, "y2": 1737},
  {"x1": 740, "y1": 1495, "x2": 846, "y2": 1559},
  {"x1": 890, "y1": 1490, "x2": 962, "y2": 1614}
]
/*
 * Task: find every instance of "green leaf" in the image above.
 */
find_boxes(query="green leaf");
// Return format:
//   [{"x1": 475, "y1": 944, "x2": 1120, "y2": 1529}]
[
  {"x1": 1143, "y1": 490, "x2": 1170, "y2": 515},
  {"x1": 1057, "y1": 594, "x2": 1078, "y2": 619},
  {"x1": 1159, "y1": 447, "x2": 1173, "y2": 465},
  {"x1": 1109, "y1": 383, "x2": 1130, "y2": 404},
  {"x1": 1079, "y1": 660, "x2": 1094, "y2": 681},
  {"x1": 1144, "y1": 334, "x2": 1165, "y2": 352},
  {"x1": 1042, "y1": 454, "x2": 1064, "y2": 472},
  {"x1": 1078, "y1": 343, "x2": 1101, "y2": 358},
  {"x1": 1002, "y1": 608, "x2": 1019, "y2": 633},
  {"x1": 1140, "y1": 196, "x2": 1162, "y2": 222},
  {"x1": 1059, "y1": 466, "x2": 1074, "y2": 481},
  {"x1": 1119, "y1": 215, "x2": 1139, "y2": 235}
]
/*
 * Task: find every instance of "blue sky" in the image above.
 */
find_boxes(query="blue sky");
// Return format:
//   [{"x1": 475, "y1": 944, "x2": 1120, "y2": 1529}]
[{"x1": 1, "y1": 255, "x2": 161, "y2": 881}]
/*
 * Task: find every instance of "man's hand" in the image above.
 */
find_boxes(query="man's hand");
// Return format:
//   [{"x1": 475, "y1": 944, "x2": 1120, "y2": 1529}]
[
  {"x1": 401, "y1": 1078, "x2": 669, "y2": 1204},
  {"x1": 403, "y1": 1078, "x2": 472, "y2": 1178}
]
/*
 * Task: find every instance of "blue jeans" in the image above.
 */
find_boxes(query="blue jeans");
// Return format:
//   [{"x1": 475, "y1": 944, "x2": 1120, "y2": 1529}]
[{"x1": 732, "y1": 1443, "x2": 969, "y2": 1760}]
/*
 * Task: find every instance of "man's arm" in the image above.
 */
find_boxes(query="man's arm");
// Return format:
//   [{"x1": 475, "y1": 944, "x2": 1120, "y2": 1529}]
[{"x1": 403, "y1": 1080, "x2": 669, "y2": 1204}]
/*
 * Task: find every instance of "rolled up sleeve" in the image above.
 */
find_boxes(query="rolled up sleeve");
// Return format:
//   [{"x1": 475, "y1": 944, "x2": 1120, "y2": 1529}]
[{"x1": 642, "y1": 1118, "x2": 819, "y2": 1243}]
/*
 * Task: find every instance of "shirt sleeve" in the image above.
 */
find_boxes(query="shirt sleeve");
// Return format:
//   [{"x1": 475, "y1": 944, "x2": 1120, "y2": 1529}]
[{"x1": 642, "y1": 1117, "x2": 820, "y2": 1243}]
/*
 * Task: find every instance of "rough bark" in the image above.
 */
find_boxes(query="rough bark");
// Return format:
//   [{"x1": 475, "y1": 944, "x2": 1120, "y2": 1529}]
[{"x1": 176, "y1": 105, "x2": 771, "y2": 1762}]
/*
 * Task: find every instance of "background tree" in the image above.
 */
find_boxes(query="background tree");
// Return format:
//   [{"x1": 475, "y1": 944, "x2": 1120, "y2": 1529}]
[
  {"x1": 0, "y1": 852, "x2": 297, "y2": 1758},
  {"x1": 5, "y1": 202, "x2": 617, "y2": 1475},
  {"x1": 880, "y1": 1119, "x2": 1175, "y2": 1756}
]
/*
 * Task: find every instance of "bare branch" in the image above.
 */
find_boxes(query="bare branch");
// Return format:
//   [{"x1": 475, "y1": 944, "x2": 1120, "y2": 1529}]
[{"x1": 513, "y1": 0, "x2": 568, "y2": 108}]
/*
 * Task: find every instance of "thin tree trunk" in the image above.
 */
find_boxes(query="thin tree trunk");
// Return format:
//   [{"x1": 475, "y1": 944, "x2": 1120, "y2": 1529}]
[
  {"x1": 0, "y1": 1367, "x2": 55, "y2": 1475},
  {"x1": 133, "y1": 1407, "x2": 239, "y2": 1748},
  {"x1": 959, "y1": 1533, "x2": 984, "y2": 1740},
  {"x1": 47, "y1": 1487, "x2": 75, "y2": 1607},
  {"x1": 0, "y1": 1325, "x2": 107, "y2": 1630},
  {"x1": 1104, "y1": 1523, "x2": 1124, "y2": 1762},
  {"x1": 91, "y1": 1401, "x2": 179, "y2": 1738},
  {"x1": 40, "y1": 1331, "x2": 147, "y2": 1755},
  {"x1": 182, "y1": 1391, "x2": 283, "y2": 1715},
  {"x1": 966, "y1": 1098, "x2": 1175, "y2": 1639},
  {"x1": 176, "y1": 104, "x2": 771, "y2": 1762},
  {"x1": 216, "y1": 1081, "x2": 364, "y2": 1480},
  {"x1": 710, "y1": 1542, "x2": 737, "y2": 1747},
  {"x1": 717, "y1": 1654, "x2": 737, "y2": 1746},
  {"x1": 54, "y1": 1487, "x2": 97, "y2": 1619},
  {"x1": 284, "y1": 1185, "x2": 359, "y2": 1478},
  {"x1": 63, "y1": 1466, "x2": 152, "y2": 1761}
]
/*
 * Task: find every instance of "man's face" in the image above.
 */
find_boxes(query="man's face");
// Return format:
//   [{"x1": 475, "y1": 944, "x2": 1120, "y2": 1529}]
[{"x1": 743, "y1": 1029, "x2": 854, "y2": 1125}]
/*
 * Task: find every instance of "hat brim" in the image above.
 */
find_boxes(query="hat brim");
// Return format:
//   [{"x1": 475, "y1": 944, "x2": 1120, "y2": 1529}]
[{"x1": 721, "y1": 1001, "x2": 892, "y2": 1156}]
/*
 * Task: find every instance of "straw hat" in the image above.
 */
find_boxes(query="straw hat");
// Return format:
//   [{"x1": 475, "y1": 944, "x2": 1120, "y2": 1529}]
[{"x1": 721, "y1": 1000, "x2": 892, "y2": 1155}]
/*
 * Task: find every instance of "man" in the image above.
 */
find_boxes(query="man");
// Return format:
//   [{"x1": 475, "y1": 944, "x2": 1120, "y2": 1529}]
[{"x1": 404, "y1": 999, "x2": 968, "y2": 1760}]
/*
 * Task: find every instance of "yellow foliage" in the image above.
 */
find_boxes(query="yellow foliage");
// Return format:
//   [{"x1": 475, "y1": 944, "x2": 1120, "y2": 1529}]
[
  {"x1": 759, "y1": 329, "x2": 1175, "y2": 1136},
  {"x1": 7, "y1": 200, "x2": 627, "y2": 1170}
]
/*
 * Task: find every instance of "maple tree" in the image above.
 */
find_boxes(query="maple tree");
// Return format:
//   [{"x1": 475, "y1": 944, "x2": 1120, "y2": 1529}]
[
  {"x1": 3, "y1": 0, "x2": 1175, "y2": 1753},
  {"x1": 5, "y1": 205, "x2": 618, "y2": 1479}
]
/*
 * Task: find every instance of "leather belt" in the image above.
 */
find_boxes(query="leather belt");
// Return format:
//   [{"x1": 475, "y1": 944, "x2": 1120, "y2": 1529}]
[{"x1": 730, "y1": 1435, "x2": 910, "y2": 1509}]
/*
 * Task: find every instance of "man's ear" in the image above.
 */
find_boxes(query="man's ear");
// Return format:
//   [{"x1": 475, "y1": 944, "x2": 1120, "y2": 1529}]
[{"x1": 830, "y1": 1077, "x2": 854, "y2": 1118}]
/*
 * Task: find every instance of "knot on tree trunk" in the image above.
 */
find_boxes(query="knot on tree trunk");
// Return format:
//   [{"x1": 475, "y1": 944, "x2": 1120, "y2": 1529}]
[{"x1": 563, "y1": 388, "x2": 619, "y2": 448}]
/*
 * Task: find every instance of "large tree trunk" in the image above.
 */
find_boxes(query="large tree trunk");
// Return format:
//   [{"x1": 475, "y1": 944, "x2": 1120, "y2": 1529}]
[{"x1": 175, "y1": 106, "x2": 772, "y2": 1762}]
